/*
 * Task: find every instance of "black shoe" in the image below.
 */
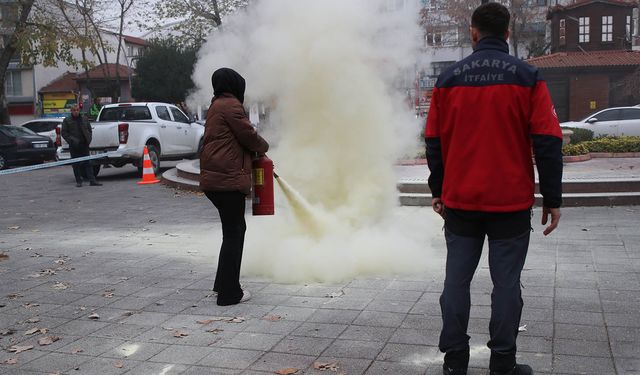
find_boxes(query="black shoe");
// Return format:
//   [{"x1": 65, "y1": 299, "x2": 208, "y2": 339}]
[
  {"x1": 443, "y1": 364, "x2": 467, "y2": 375},
  {"x1": 443, "y1": 349, "x2": 469, "y2": 375},
  {"x1": 76, "y1": 182, "x2": 82, "y2": 187},
  {"x1": 490, "y1": 364, "x2": 533, "y2": 375},
  {"x1": 89, "y1": 181, "x2": 103, "y2": 186}
]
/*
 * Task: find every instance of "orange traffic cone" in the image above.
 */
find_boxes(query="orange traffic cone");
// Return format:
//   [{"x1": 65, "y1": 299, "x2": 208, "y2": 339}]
[{"x1": 137, "y1": 146, "x2": 160, "y2": 185}]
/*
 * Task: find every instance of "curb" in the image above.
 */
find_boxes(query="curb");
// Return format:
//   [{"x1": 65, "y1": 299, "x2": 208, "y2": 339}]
[{"x1": 563, "y1": 152, "x2": 640, "y2": 163}]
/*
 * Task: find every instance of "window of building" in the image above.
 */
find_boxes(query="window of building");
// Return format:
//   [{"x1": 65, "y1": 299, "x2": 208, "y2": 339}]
[
  {"x1": 579, "y1": 16, "x2": 590, "y2": 43},
  {"x1": 559, "y1": 19, "x2": 566, "y2": 46},
  {"x1": 627, "y1": 15, "x2": 632, "y2": 41},
  {"x1": 431, "y1": 61, "x2": 455, "y2": 77},
  {"x1": 602, "y1": 16, "x2": 613, "y2": 42},
  {"x1": 426, "y1": 27, "x2": 458, "y2": 47},
  {"x1": 5, "y1": 71, "x2": 22, "y2": 96}
]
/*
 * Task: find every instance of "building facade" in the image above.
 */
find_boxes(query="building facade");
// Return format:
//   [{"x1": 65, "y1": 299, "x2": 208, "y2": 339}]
[
  {"x1": 2, "y1": 1, "x2": 148, "y2": 124},
  {"x1": 528, "y1": 0, "x2": 640, "y2": 121}
]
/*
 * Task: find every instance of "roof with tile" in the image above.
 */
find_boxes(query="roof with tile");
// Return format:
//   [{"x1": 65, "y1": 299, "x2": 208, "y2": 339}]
[{"x1": 527, "y1": 50, "x2": 640, "y2": 69}]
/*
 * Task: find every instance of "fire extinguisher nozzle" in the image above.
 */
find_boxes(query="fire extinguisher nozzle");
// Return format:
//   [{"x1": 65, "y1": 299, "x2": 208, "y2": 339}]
[{"x1": 273, "y1": 172, "x2": 279, "y2": 179}]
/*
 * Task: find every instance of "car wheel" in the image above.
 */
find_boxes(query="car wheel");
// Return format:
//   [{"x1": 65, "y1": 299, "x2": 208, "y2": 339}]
[
  {"x1": 0, "y1": 154, "x2": 6, "y2": 170},
  {"x1": 138, "y1": 145, "x2": 160, "y2": 177}
]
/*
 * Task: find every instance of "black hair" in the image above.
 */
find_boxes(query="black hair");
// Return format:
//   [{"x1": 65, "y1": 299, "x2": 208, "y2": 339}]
[{"x1": 471, "y1": 2, "x2": 510, "y2": 39}]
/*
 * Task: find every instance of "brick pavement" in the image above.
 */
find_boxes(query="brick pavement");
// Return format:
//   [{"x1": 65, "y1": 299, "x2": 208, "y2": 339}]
[{"x1": 0, "y1": 164, "x2": 638, "y2": 374}]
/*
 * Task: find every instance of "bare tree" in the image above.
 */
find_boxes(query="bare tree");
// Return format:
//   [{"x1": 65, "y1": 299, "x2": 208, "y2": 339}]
[
  {"x1": 148, "y1": 0, "x2": 249, "y2": 47},
  {"x1": 419, "y1": 0, "x2": 546, "y2": 58},
  {"x1": 0, "y1": 0, "x2": 35, "y2": 124}
]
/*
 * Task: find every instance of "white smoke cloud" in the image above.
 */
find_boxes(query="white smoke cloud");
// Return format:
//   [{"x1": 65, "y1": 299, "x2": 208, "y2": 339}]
[{"x1": 190, "y1": 0, "x2": 442, "y2": 283}]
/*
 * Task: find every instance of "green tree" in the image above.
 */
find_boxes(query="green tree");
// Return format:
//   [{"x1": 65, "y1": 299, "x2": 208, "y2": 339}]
[
  {"x1": 1, "y1": 0, "x2": 91, "y2": 123},
  {"x1": 131, "y1": 37, "x2": 198, "y2": 103}
]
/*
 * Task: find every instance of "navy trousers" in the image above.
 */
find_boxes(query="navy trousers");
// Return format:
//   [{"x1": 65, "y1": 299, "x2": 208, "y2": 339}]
[
  {"x1": 439, "y1": 208, "x2": 531, "y2": 362},
  {"x1": 205, "y1": 191, "x2": 246, "y2": 306}
]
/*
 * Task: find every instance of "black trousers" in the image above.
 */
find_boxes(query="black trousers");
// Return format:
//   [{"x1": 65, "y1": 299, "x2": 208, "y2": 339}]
[
  {"x1": 204, "y1": 191, "x2": 246, "y2": 305},
  {"x1": 69, "y1": 145, "x2": 96, "y2": 184},
  {"x1": 439, "y1": 208, "x2": 531, "y2": 369}
]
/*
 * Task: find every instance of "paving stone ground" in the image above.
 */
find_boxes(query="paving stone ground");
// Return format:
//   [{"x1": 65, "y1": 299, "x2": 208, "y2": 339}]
[{"x1": 0, "y1": 162, "x2": 638, "y2": 375}]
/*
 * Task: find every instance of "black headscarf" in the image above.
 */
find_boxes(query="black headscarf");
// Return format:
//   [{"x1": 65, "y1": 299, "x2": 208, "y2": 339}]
[{"x1": 211, "y1": 68, "x2": 246, "y2": 104}]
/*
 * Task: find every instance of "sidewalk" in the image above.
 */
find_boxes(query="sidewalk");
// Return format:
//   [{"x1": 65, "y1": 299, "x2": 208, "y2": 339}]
[
  {"x1": 0, "y1": 165, "x2": 639, "y2": 375},
  {"x1": 395, "y1": 157, "x2": 640, "y2": 181}
]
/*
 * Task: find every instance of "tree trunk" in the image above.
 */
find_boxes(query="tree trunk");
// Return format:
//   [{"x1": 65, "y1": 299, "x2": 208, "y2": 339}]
[{"x1": 0, "y1": 0, "x2": 35, "y2": 124}]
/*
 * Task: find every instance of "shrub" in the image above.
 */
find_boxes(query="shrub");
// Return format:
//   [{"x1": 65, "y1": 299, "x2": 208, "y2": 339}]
[
  {"x1": 561, "y1": 127, "x2": 594, "y2": 144},
  {"x1": 562, "y1": 143, "x2": 589, "y2": 156},
  {"x1": 583, "y1": 136, "x2": 640, "y2": 153},
  {"x1": 562, "y1": 136, "x2": 640, "y2": 155}
]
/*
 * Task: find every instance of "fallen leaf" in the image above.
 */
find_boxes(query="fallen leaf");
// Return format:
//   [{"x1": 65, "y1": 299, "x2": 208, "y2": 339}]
[
  {"x1": 54, "y1": 259, "x2": 66, "y2": 265},
  {"x1": 113, "y1": 361, "x2": 124, "y2": 368},
  {"x1": 0, "y1": 253, "x2": 8, "y2": 261},
  {"x1": 196, "y1": 319, "x2": 215, "y2": 325},
  {"x1": 71, "y1": 348, "x2": 84, "y2": 354},
  {"x1": 7, "y1": 293, "x2": 23, "y2": 299},
  {"x1": 30, "y1": 253, "x2": 42, "y2": 258},
  {"x1": 38, "y1": 336, "x2": 60, "y2": 346},
  {"x1": 22, "y1": 303, "x2": 39, "y2": 308},
  {"x1": 314, "y1": 361, "x2": 340, "y2": 371},
  {"x1": 7, "y1": 344, "x2": 34, "y2": 353},
  {"x1": 262, "y1": 314, "x2": 282, "y2": 322},
  {"x1": 274, "y1": 368, "x2": 299, "y2": 375},
  {"x1": 229, "y1": 317, "x2": 246, "y2": 323},
  {"x1": 7, "y1": 226, "x2": 20, "y2": 230},
  {"x1": 88, "y1": 313, "x2": 100, "y2": 320},
  {"x1": 172, "y1": 330, "x2": 189, "y2": 338},
  {"x1": 206, "y1": 328, "x2": 224, "y2": 334},
  {"x1": 1, "y1": 329, "x2": 15, "y2": 336},
  {"x1": 25, "y1": 317, "x2": 41, "y2": 324},
  {"x1": 3, "y1": 358, "x2": 18, "y2": 365},
  {"x1": 24, "y1": 328, "x2": 40, "y2": 335}
]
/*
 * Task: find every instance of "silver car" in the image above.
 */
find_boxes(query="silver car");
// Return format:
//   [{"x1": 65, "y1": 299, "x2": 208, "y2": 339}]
[
  {"x1": 560, "y1": 106, "x2": 640, "y2": 137},
  {"x1": 19, "y1": 118, "x2": 65, "y2": 145}
]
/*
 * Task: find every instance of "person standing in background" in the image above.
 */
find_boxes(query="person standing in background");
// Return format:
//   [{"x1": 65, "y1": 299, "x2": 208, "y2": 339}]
[{"x1": 61, "y1": 105, "x2": 102, "y2": 187}]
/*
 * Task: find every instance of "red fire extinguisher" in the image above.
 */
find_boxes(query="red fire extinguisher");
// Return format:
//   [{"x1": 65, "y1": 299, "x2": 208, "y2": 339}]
[{"x1": 252, "y1": 155, "x2": 275, "y2": 215}]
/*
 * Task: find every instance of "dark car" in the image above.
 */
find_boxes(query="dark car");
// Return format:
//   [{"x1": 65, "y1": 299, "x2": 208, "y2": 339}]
[{"x1": 0, "y1": 125, "x2": 57, "y2": 170}]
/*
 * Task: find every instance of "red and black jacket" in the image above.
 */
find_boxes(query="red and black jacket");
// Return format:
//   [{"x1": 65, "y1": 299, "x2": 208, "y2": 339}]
[{"x1": 425, "y1": 37, "x2": 563, "y2": 212}]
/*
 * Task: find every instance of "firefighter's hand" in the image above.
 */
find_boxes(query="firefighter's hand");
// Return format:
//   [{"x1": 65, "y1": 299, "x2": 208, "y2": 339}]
[
  {"x1": 432, "y1": 198, "x2": 445, "y2": 219},
  {"x1": 541, "y1": 207, "x2": 561, "y2": 236}
]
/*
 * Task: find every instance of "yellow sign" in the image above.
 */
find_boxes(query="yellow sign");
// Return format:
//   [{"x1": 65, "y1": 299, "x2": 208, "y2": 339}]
[
  {"x1": 253, "y1": 168, "x2": 264, "y2": 186},
  {"x1": 590, "y1": 101, "x2": 597, "y2": 110},
  {"x1": 41, "y1": 93, "x2": 77, "y2": 118},
  {"x1": 43, "y1": 100, "x2": 70, "y2": 109},
  {"x1": 43, "y1": 93, "x2": 76, "y2": 100}
]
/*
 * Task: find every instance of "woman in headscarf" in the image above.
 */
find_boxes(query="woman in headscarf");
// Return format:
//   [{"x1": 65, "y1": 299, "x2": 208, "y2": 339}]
[{"x1": 200, "y1": 68, "x2": 269, "y2": 306}]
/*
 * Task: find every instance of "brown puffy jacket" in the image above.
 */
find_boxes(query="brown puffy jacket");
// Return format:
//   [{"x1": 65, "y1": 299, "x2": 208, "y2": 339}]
[{"x1": 199, "y1": 94, "x2": 269, "y2": 194}]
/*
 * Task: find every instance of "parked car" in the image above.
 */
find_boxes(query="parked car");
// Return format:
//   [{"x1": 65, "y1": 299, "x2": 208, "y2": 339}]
[
  {"x1": 560, "y1": 106, "x2": 640, "y2": 137},
  {"x1": 58, "y1": 102, "x2": 204, "y2": 177},
  {"x1": 19, "y1": 117, "x2": 64, "y2": 145},
  {"x1": 0, "y1": 125, "x2": 57, "y2": 170}
]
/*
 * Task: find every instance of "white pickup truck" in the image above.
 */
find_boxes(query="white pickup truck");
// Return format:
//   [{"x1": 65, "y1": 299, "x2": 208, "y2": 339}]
[{"x1": 60, "y1": 102, "x2": 204, "y2": 176}]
